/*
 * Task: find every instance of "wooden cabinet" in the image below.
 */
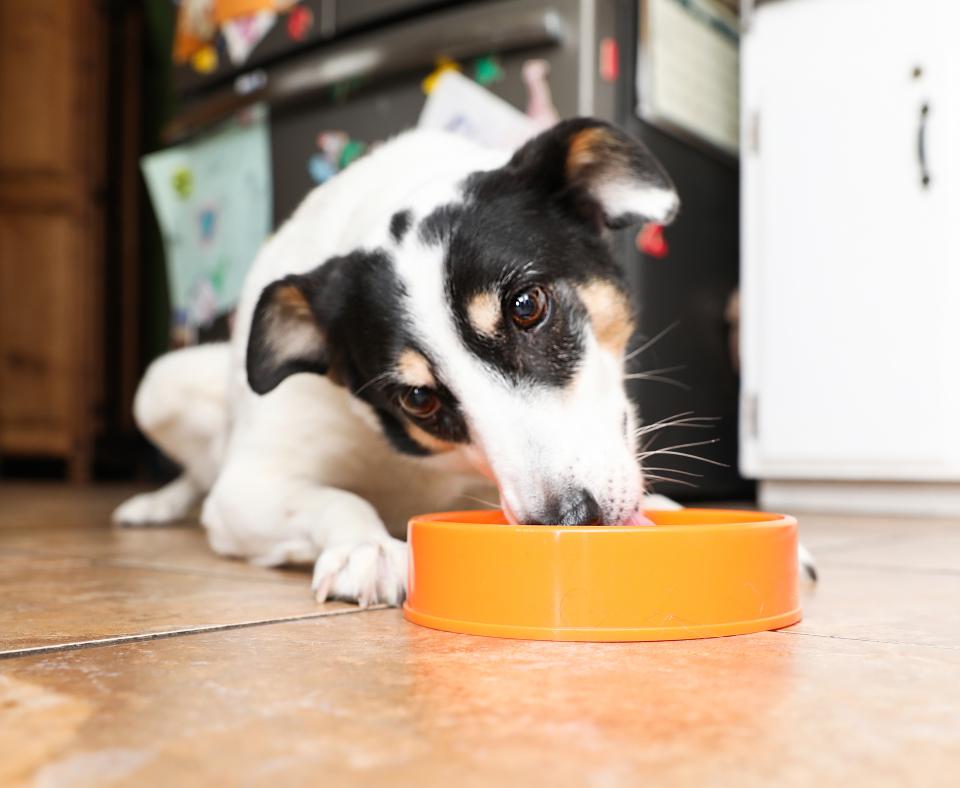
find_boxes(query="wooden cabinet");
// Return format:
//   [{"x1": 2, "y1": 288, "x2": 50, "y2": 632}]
[{"x1": 0, "y1": 1, "x2": 107, "y2": 481}]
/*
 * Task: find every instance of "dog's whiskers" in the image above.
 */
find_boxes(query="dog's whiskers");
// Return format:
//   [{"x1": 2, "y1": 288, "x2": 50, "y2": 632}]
[
  {"x1": 641, "y1": 465, "x2": 703, "y2": 478},
  {"x1": 354, "y1": 371, "x2": 392, "y2": 396},
  {"x1": 642, "y1": 473, "x2": 699, "y2": 489},
  {"x1": 623, "y1": 321, "x2": 680, "y2": 363},
  {"x1": 636, "y1": 437, "x2": 727, "y2": 469},
  {"x1": 623, "y1": 365, "x2": 690, "y2": 390},
  {"x1": 461, "y1": 493, "x2": 501, "y2": 509},
  {"x1": 632, "y1": 412, "x2": 718, "y2": 438}
]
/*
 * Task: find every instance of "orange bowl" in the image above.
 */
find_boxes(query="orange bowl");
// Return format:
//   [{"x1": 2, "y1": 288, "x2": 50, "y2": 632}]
[{"x1": 403, "y1": 509, "x2": 801, "y2": 642}]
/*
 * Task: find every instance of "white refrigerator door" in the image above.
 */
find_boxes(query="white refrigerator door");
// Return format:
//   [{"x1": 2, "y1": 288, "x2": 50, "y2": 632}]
[{"x1": 741, "y1": 0, "x2": 960, "y2": 480}]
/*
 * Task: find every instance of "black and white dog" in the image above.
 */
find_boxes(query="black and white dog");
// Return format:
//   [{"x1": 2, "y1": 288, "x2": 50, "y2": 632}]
[{"x1": 114, "y1": 118, "x2": 694, "y2": 605}]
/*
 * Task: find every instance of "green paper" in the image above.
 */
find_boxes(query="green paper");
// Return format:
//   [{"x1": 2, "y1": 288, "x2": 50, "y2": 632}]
[{"x1": 141, "y1": 104, "x2": 272, "y2": 329}]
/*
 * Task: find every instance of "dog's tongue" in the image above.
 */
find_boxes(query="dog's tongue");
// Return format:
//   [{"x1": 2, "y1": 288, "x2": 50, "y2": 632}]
[{"x1": 499, "y1": 499, "x2": 655, "y2": 526}]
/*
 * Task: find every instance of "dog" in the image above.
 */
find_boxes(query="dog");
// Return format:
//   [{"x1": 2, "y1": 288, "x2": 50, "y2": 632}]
[{"x1": 116, "y1": 118, "x2": 802, "y2": 605}]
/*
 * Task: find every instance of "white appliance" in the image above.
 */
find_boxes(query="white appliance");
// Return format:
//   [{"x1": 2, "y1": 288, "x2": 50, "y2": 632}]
[{"x1": 739, "y1": 0, "x2": 960, "y2": 514}]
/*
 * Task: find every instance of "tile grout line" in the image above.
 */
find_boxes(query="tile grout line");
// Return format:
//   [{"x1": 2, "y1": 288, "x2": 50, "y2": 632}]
[
  {"x1": 86, "y1": 557, "x2": 311, "y2": 585},
  {"x1": 1, "y1": 547, "x2": 313, "y2": 586},
  {"x1": 0, "y1": 605, "x2": 395, "y2": 661},
  {"x1": 776, "y1": 629, "x2": 960, "y2": 652},
  {"x1": 815, "y1": 561, "x2": 960, "y2": 577}
]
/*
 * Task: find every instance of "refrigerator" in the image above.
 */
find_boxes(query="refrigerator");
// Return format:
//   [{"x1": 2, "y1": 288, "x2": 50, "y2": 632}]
[{"x1": 164, "y1": 0, "x2": 747, "y2": 500}]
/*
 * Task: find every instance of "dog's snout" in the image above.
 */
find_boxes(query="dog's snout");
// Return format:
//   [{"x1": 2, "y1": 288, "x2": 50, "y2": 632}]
[{"x1": 531, "y1": 489, "x2": 602, "y2": 526}]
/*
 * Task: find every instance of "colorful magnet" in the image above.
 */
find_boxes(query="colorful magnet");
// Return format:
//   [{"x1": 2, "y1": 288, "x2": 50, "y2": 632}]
[
  {"x1": 286, "y1": 5, "x2": 313, "y2": 41},
  {"x1": 330, "y1": 78, "x2": 365, "y2": 103},
  {"x1": 599, "y1": 37, "x2": 620, "y2": 82},
  {"x1": 422, "y1": 57, "x2": 462, "y2": 95},
  {"x1": 338, "y1": 140, "x2": 366, "y2": 169},
  {"x1": 222, "y1": 11, "x2": 276, "y2": 66},
  {"x1": 473, "y1": 55, "x2": 504, "y2": 86},
  {"x1": 307, "y1": 153, "x2": 337, "y2": 184},
  {"x1": 636, "y1": 224, "x2": 669, "y2": 259},
  {"x1": 317, "y1": 131, "x2": 349, "y2": 161},
  {"x1": 191, "y1": 44, "x2": 219, "y2": 74},
  {"x1": 521, "y1": 59, "x2": 561, "y2": 129}
]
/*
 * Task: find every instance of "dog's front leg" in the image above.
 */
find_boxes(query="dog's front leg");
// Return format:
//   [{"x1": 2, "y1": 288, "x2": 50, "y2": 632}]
[
  {"x1": 202, "y1": 478, "x2": 407, "y2": 607},
  {"x1": 292, "y1": 487, "x2": 407, "y2": 607}
]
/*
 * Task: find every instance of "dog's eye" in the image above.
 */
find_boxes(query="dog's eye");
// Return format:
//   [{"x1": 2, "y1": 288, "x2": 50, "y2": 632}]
[
  {"x1": 509, "y1": 286, "x2": 548, "y2": 329},
  {"x1": 399, "y1": 387, "x2": 441, "y2": 419}
]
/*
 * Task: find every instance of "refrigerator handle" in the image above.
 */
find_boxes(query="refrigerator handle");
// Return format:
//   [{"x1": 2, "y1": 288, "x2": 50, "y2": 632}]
[
  {"x1": 165, "y1": 2, "x2": 565, "y2": 144},
  {"x1": 917, "y1": 101, "x2": 931, "y2": 189}
]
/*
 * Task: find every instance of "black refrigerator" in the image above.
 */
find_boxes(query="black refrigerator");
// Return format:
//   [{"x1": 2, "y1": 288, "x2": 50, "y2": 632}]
[{"x1": 164, "y1": 0, "x2": 748, "y2": 500}]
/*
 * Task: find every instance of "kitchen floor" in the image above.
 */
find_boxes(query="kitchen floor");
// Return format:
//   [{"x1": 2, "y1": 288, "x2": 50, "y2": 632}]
[{"x1": 1, "y1": 484, "x2": 958, "y2": 787}]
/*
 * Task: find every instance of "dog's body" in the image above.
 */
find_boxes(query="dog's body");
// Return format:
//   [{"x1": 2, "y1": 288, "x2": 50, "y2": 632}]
[{"x1": 117, "y1": 119, "x2": 772, "y2": 605}]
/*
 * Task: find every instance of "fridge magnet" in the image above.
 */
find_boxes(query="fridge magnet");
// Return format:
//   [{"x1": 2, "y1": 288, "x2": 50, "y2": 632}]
[
  {"x1": 636, "y1": 223, "x2": 669, "y2": 258},
  {"x1": 317, "y1": 131, "x2": 349, "y2": 162},
  {"x1": 330, "y1": 77, "x2": 365, "y2": 103},
  {"x1": 307, "y1": 153, "x2": 336, "y2": 184},
  {"x1": 286, "y1": 5, "x2": 313, "y2": 41},
  {"x1": 422, "y1": 57, "x2": 462, "y2": 95},
  {"x1": 522, "y1": 59, "x2": 560, "y2": 130},
  {"x1": 473, "y1": 55, "x2": 504, "y2": 86},
  {"x1": 191, "y1": 44, "x2": 219, "y2": 74},
  {"x1": 222, "y1": 11, "x2": 276, "y2": 65},
  {"x1": 338, "y1": 139, "x2": 366, "y2": 169}
]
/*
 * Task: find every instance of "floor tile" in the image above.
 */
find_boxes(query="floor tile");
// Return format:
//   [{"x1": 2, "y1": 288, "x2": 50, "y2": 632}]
[
  {"x1": 787, "y1": 563, "x2": 960, "y2": 649},
  {"x1": 0, "y1": 553, "x2": 352, "y2": 655},
  {"x1": 793, "y1": 512, "x2": 956, "y2": 554},
  {"x1": 820, "y1": 531, "x2": 960, "y2": 574},
  {"x1": 0, "y1": 524, "x2": 306, "y2": 584},
  {"x1": 0, "y1": 483, "x2": 147, "y2": 529},
  {"x1": 1, "y1": 610, "x2": 958, "y2": 788}
]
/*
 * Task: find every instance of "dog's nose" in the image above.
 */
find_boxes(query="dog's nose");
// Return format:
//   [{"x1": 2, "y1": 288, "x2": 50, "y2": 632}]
[{"x1": 532, "y1": 489, "x2": 602, "y2": 526}]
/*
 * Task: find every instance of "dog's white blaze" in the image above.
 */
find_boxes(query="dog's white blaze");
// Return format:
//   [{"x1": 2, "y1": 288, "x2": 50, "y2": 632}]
[
  {"x1": 594, "y1": 180, "x2": 679, "y2": 225},
  {"x1": 394, "y1": 231, "x2": 642, "y2": 524}
]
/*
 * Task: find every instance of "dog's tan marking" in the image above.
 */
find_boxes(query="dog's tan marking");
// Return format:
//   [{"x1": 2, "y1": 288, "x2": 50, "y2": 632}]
[
  {"x1": 396, "y1": 348, "x2": 435, "y2": 388},
  {"x1": 466, "y1": 292, "x2": 501, "y2": 337},
  {"x1": 578, "y1": 280, "x2": 634, "y2": 355},
  {"x1": 566, "y1": 127, "x2": 624, "y2": 183},
  {"x1": 405, "y1": 423, "x2": 455, "y2": 454},
  {"x1": 264, "y1": 284, "x2": 326, "y2": 369},
  {"x1": 274, "y1": 283, "x2": 312, "y2": 319}
]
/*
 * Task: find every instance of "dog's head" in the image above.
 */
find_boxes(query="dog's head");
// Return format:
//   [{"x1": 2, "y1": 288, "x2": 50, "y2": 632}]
[{"x1": 247, "y1": 119, "x2": 678, "y2": 525}]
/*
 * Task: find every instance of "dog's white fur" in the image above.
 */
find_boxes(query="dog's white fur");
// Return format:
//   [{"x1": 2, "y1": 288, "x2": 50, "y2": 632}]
[
  {"x1": 117, "y1": 132, "x2": 527, "y2": 603},
  {"x1": 116, "y1": 128, "x2": 813, "y2": 602}
]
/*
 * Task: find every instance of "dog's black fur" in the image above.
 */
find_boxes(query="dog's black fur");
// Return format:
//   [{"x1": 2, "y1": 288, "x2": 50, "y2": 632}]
[{"x1": 247, "y1": 119, "x2": 676, "y2": 457}]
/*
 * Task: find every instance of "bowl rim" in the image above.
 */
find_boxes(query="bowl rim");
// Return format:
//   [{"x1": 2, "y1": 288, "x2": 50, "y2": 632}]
[{"x1": 407, "y1": 507, "x2": 797, "y2": 535}]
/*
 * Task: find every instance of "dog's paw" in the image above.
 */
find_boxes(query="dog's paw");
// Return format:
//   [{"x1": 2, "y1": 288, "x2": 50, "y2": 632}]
[
  {"x1": 112, "y1": 478, "x2": 198, "y2": 527},
  {"x1": 311, "y1": 538, "x2": 408, "y2": 608},
  {"x1": 798, "y1": 543, "x2": 818, "y2": 582}
]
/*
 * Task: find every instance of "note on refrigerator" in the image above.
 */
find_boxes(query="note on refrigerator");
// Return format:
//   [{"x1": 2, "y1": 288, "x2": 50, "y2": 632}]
[
  {"x1": 419, "y1": 71, "x2": 538, "y2": 150},
  {"x1": 141, "y1": 104, "x2": 272, "y2": 339},
  {"x1": 637, "y1": 0, "x2": 740, "y2": 156}
]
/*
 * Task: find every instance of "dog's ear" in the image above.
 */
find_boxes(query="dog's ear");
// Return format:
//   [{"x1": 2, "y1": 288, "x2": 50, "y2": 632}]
[
  {"x1": 508, "y1": 118, "x2": 679, "y2": 230},
  {"x1": 246, "y1": 258, "x2": 349, "y2": 395}
]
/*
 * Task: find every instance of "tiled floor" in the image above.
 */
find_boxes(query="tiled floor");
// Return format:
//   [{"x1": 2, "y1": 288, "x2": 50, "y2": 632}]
[{"x1": 1, "y1": 484, "x2": 958, "y2": 787}]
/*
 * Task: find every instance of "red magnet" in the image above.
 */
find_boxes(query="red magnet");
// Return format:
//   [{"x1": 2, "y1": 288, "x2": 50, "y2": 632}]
[
  {"x1": 287, "y1": 6, "x2": 313, "y2": 41},
  {"x1": 599, "y1": 37, "x2": 619, "y2": 82},
  {"x1": 637, "y1": 223, "x2": 669, "y2": 258}
]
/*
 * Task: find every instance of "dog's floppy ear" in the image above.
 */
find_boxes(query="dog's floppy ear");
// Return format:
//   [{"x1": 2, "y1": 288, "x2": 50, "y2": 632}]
[
  {"x1": 508, "y1": 118, "x2": 679, "y2": 229},
  {"x1": 246, "y1": 259, "x2": 349, "y2": 395}
]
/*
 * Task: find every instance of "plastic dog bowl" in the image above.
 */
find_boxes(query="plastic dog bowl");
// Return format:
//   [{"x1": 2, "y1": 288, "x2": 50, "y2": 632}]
[{"x1": 403, "y1": 509, "x2": 801, "y2": 642}]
